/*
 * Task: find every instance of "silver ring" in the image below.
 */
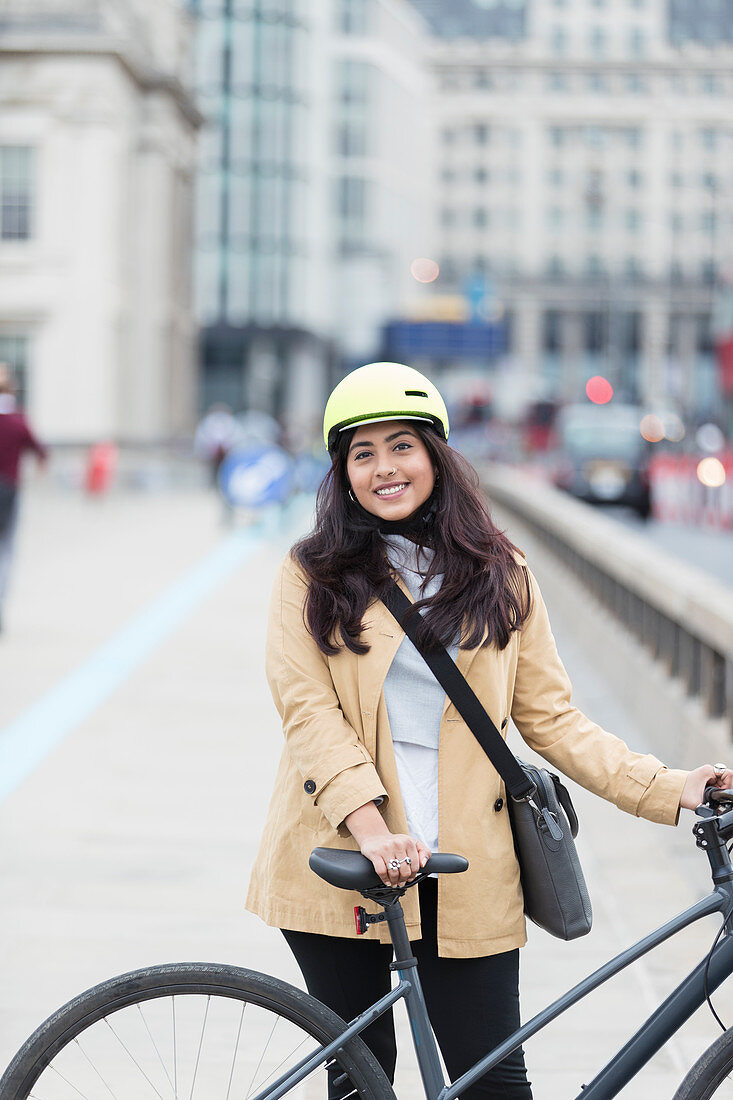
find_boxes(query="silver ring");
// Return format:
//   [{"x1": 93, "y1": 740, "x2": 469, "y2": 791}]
[
  {"x1": 714, "y1": 763, "x2": 728, "y2": 776},
  {"x1": 388, "y1": 857, "x2": 409, "y2": 869}
]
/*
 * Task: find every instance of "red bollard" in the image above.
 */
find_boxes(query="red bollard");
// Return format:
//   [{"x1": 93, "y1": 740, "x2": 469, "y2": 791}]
[{"x1": 84, "y1": 442, "x2": 118, "y2": 495}]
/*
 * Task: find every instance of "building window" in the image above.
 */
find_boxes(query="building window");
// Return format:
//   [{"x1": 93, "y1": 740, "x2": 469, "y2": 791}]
[
  {"x1": 626, "y1": 127, "x2": 641, "y2": 148},
  {"x1": 0, "y1": 333, "x2": 29, "y2": 404},
  {"x1": 336, "y1": 176, "x2": 366, "y2": 219},
  {"x1": 336, "y1": 121, "x2": 367, "y2": 157},
  {"x1": 696, "y1": 312, "x2": 713, "y2": 352},
  {"x1": 701, "y1": 260, "x2": 717, "y2": 285},
  {"x1": 585, "y1": 125, "x2": 605, "y2": 149},
  {"x1": 473, "y1": 207, "x2": 489, "y2": 228},
  {"x1": 441, "y1": 207, "x2": 456, "y2": 228},
  {"x1": 336, "y1": 0, "x2": 370, "y2": 34},
  {"x1": 586, "y1": 256, "x2": 605, "y2": 280},
  {"x1": 473, "y1": 123, "x2": 490, "y2": 145},
  {"x1": 585, "y1": 309, "x2": 606, "y2": 349},
  {"x1": 670, "y1": 212, "x2": 683, "y2": 233},
  {"x1": 586, "y1": 207, "x2": 603, "y2": 231},
  {"x1": 336, "y1": 60, "x2": 369, "y2": 104},
  {"x1": 548, "y1": 71, "x2": 569, "y2": 92},
  {"x1": 700, "y1": 73, "x2": 721, "y2": 95},
  {"x1": 700, "y1": 128, "x2": 717, "y2": 150},
  {"x1": 629, "y1": 27, "x2": 645, "y2": 56},
  {"x1": 439, "y1": 255, "x2": 458, "y2": 283},
  {"x1": 546, "y1": 206, "x2": 564, "y2": 229},
  {"x1": 474, "y1": 70, "x2": 493, "y2": 89},
  {"x1": 548, "y1": 167, "x2": 564, "y2": 187},
  {"x1": 587, "y1": 72, "x2": 608, "y2": 93},
  {"x1": 543, "y1": 308, "x2": 562, "y2": 350},
  {"x1": 474, "y1": 167, "x2": 489, "y2": 184},
  {"x1": 670, "y1": 260, "x2": 684, "y2": 283},
  {"x1": 627, "y1": 169, "x2": 641, "y2": 188},
  {"x1": 670, "y1": 171, "x2": 683, "y2": 188},
  {"x1": 548, "y1": 126, "x2": 565, "y2": 147},
  {"x1": 625, "y1": 208, "x2": 641, "y2": 232},
  {"x1": 702, "y1": 172, "x2": 717, "y2": 190},
  {"x1": 0, "y1": 146, "x2": 34, "y2": 241},
  {"x1": 551, "y1": 26, "x2": 568, "y2": 56},
  {"x1": 442, "y1": 127, "x2": 457, "y2": 146},
  {"x1": 701, "y1": 211, "x2": 717, "y2": 234},
  {"x1": 589, "y1": 26, "x2": 607, "y2": 56},
  {"x1": 545, "y1": 256, "x2": 565, "y2": 280},
  {"x1": 624, "y1": 257, "x2": 643, "y2": 282},
  {"x1": 626, "y1": 72, "x2": 646, "y2": 93},
  {"x1": 442, "y1": 167, "x2": 456, "y2": 184}
]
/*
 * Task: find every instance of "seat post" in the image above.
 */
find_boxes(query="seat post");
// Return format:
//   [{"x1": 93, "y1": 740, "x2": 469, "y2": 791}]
[{"x1": 377, "y1": 895, "x2": 446, "y2": 1100}]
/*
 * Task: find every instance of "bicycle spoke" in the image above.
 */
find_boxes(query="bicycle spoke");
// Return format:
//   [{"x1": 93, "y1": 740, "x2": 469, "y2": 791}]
[
  {"x1": 247, "y1": 1033, "x2": 312, "y2": 1096},
  {"x1": 48, "y1": 1063, "x2": 93, "y2": 1099},
  {"x1": 246, "y1": 1012, "x2": 281, "y2": 1098},
  {"x1": 103, "y1": 1018, "x2": 165, "y2": 1098},
  {"x1": 225, "y1": 1002, "x2": 246, "y2": 1100},
  {"x1": 172, "y1": 998, "x2": 178, "y2": 1100},
  {"x1": 187, "y1": 995, "x2": 209, "y2": 1100},
  {"x1": 137, "y1": 1004, "x2": 175, "y2": 1094},
  {"x1": 72, "y1": 1038, "x2": 118, "y2": 1099}
]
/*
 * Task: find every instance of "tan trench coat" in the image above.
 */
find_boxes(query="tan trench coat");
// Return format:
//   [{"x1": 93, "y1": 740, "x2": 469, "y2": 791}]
[{"x1": 246, "y1": 552, "x2": 688, "y2": 958}]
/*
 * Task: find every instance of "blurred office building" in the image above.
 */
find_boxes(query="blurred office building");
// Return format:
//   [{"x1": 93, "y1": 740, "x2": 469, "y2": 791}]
[
  {"x1": 0, "y1": 0, "x2": 201, "y2": 443},
  {"x1": 191, "y1": 0, "x2": 431, "y2": 438},
  {"x1": 424, "y1": 0, "x2": 733, "y2": 418}
]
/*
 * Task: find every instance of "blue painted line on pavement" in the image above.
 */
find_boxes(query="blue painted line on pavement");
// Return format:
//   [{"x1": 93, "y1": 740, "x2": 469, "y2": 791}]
[{"x1": 0, "y1": 514, "x2": 281, "y2": 805}]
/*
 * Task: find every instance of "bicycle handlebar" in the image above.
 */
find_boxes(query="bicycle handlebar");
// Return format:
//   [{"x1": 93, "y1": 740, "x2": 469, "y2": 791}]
[{"x1": 703, "y1": 787, "x2": 733, "y2": 810}]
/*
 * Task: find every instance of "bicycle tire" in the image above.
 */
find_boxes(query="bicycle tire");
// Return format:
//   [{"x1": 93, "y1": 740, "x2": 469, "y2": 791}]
[
  {"x1": 0, "y1": 962, "x2": 398, "y2": 1100},
  {"x1": 674, "y1": 1027, "x2": 733, "y2": 1098}
]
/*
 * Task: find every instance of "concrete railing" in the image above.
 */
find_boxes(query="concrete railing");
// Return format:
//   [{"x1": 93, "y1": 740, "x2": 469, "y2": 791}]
[{"x1": 482, "y1": 465, "x2": 733, "y2": 735}]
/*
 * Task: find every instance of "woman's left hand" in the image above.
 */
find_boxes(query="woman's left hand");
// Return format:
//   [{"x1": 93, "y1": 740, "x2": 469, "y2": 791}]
[{"x1": 680, "y1": 765, "x2": 733, "y2": 810}]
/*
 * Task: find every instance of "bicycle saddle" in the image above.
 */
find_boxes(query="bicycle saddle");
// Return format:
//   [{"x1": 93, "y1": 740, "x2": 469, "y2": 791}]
[{"x1": 309, "y1": 847, "x2": 469, "y2": 891}]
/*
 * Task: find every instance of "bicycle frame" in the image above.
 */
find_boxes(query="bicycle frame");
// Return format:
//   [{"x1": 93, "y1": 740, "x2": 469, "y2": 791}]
[{"x1": 254, "y1": 813, "x2": 733, "y2": 1100}]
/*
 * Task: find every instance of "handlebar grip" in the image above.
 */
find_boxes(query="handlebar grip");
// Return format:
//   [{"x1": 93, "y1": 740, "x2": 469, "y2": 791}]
[{"x1": 705, "y1": 786, "x2": 733, "y2": 805}]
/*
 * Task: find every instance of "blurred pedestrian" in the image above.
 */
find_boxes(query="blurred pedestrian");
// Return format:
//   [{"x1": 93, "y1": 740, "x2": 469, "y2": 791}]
[
  {"x1": 193, "y1": 403, "x2": 240, "y2": 487},
  {"x1": 0, "y1": 364, "x2": 47, "y2": 633}
]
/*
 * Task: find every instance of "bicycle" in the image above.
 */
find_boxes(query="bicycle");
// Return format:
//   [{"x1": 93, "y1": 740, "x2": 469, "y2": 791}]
[{"x1": 4, "y1": 787, "x2": 733, "y2": 1100}]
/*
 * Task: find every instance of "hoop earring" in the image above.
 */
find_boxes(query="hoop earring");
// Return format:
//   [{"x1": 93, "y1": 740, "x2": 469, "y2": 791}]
[{"x1": 348, "y1": 488, "x2": 356, "y2": 502}]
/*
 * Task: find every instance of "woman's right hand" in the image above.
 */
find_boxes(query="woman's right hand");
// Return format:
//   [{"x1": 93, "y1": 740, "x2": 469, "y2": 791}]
[
  {"x1": 360, "y1": 832, "x2": 432, "y2": 887},
  {"x1": 344, "y1": 802, "x2": 431, "y2": 886}
]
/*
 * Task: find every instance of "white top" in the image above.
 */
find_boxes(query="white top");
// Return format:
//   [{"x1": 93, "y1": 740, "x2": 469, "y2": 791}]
[{"x1": 381, "y1": 534, "x2": 459, "y2": 852}]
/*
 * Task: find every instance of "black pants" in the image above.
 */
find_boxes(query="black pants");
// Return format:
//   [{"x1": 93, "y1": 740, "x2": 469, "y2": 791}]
[{"x1": 282, "y1": 879, "x2": 532, "y2": 1100}]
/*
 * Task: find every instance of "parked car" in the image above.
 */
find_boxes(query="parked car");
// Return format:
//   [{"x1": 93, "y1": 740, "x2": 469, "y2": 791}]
[{"x1": 553, "y1": 403, "x2": 652, "y2": 519}]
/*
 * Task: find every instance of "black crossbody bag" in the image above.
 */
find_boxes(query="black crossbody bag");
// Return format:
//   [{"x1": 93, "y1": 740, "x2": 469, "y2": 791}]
[{"x1": 381, "y1": 580, "x2": 592, "y2": 941}]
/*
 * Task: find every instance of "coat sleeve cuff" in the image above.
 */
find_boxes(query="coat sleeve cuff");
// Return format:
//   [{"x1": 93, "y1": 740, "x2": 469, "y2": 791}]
[
  {"x1": 634, "y1": 765, "x2": 688, "y2": 825},
  {"x1": 315, "y1": 761, "x2": 389, "y2": 837}
]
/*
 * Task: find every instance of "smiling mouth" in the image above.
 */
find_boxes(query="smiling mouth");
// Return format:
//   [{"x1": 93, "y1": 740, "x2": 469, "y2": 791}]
[{"x1": 375, "y1": 483, "x2": 409, "y2": 497}]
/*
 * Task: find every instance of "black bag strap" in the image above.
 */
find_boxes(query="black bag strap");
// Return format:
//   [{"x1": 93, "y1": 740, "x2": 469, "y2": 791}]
[{"x1": 381, "y1": 580, "x2": 535, "y2": 802}]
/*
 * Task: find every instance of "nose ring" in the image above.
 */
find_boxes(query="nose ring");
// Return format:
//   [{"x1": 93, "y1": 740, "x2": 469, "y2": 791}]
[{"x1": 387, "y1": 467, "x2": 396, "y2": 476}]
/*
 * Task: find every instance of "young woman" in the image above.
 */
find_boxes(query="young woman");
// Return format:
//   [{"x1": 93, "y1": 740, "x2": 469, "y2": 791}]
[{"x1": 246, "y1": 361, "x2": 731, "y2": 1100}]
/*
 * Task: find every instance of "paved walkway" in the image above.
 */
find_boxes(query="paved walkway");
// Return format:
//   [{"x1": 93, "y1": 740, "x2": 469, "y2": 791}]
[{"x1": 0, "y1": 482, "x2": 730, "y2": 1097}]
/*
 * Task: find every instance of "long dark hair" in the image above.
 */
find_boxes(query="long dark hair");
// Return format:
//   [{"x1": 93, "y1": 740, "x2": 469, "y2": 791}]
[{"x1": 292, "y1": 425, "x2": 531, "y2": 656}]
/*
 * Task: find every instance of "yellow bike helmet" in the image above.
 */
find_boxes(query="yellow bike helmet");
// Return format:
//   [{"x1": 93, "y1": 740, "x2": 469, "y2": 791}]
[{"x1": 323, "y1": 362, "x2": 450, "y2": 452}]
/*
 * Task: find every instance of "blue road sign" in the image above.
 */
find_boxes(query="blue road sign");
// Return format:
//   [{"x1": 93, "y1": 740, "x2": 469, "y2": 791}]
[
  {"x1": 383, "y1": 319, "x2": 506, "y2": 359},
  {"x1": 218, "y1": 446, "x2": 294, "y2": 509}
]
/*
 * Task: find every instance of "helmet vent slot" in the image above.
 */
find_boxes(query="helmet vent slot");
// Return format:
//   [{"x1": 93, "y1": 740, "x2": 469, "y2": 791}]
[{"x1": 404, "y1": 390, "x2": 428, "y2": 398}]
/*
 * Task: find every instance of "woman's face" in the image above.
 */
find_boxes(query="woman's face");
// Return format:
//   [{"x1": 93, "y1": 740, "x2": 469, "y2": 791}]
[{"x1": 345, "y1": 420, "x2": 436, "y2": 521}]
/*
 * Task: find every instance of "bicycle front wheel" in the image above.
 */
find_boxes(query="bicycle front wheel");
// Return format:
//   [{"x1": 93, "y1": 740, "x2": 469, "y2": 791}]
[
  {"x1": 0, "y1": 962, "x2": 397, "y2": 1100},
  {"x1": 675, "y1": 1027, "x2": 733, "y2": 1098}
]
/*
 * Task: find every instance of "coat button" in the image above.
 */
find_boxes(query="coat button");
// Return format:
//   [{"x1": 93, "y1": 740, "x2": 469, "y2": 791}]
[
  {"x1": 304, "y1": 780, "x2": 316, "y2": 795},
  {"x1": 494, "y1": 798, "x2": 504, "y2": 812}
]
